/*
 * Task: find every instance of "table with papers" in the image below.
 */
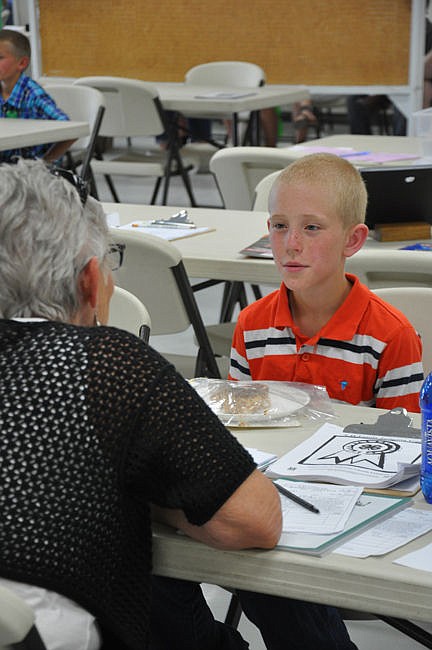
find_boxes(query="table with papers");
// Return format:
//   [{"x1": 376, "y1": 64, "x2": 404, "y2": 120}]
[
  {"x1": 151, "y1": 402, "x2": 432, "y2": 635},
  {"x1": 155, "y1": 83, "x2": 309, "y2": 145},
  {"x1": 104, "y1": 202, "x2": 432, "y2": 288},
  {"x1": 156, "y1": 83, "x2": 309, "y2": 118},
  {"x1": 284, "y1": 133, "x2": 423, "y2": 164}
]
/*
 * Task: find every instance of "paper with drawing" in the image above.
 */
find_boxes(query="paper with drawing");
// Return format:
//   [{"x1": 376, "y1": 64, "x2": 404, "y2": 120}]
[{"x1": 266, "y1": 422, "x2": 421, "y2": 488}]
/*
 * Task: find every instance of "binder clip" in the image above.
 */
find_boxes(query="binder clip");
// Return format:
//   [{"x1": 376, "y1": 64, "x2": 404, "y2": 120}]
[
  {"x1": 149, "y1": 209, "x2": 196, "y2": 229},
  {"x1": 343, "y1": 407, "x2": 421, "y2": 439}
]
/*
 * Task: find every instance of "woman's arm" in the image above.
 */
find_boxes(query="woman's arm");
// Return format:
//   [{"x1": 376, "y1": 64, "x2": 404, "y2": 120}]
[{"x1": 153, "y1": 469, "x2": 282, "y2": 550}]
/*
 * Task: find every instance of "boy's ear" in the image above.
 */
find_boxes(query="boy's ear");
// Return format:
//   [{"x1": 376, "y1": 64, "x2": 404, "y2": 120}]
[
  {"x1": 344, "y1": 223, "x2": 369, "y2": 258},
  {"x1": 17, "y1": 56, "x2": 29, "y2": 73}
]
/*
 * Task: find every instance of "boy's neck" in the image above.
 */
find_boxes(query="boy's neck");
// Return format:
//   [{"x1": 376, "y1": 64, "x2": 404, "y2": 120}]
[
  {"x1": 1, "y1": 71, "x2": 23, "y2": 99},
  {"x1": 289, "y1": 276, "x2": 352, "y2": 339}
]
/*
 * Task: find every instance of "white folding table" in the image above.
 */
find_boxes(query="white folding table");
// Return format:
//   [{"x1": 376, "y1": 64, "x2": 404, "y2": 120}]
[
  {"x1": 0, "y1": 118, "x2": 89, "y2": 151},
  {"x1": 151, "y1": 401, "x2": 432, "y2": 647},
  {"x1": 155, "y1": 83, "x2": 310, "y2": 146}
]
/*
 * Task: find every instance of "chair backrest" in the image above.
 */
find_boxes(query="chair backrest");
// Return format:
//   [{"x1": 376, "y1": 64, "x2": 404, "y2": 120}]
[
  {"x1": 109, "y1": 286, "x2": 151, "y2": 342},
  {"x1": 0, "y1": 584, "x2": 36, "y2": 647},
  {"x1": 253, "y1": 169, "x2": 282, "y2": 211},
  {"x1": 109, "y1": 229, "x2": 220, "y2": 376},
  {"x1": 346, "y1": 249, "x2": 432, "y2": 289},
  {"x1": 74, "y1": 76, "x2": 165, "y2": 138},
  {"x1": 42, "y1": 84, "x2": 106, "y2": 151},
  {"x1": 110, "y1": 229, "x2": 187, "y2": 334},
  {"x1": 185, "y1": 61, "x2": 265, "y2": 88},
  {"x1": 209, "y1": 147, "x2": 295, "y2": 210},
  {"x1": 373, "y1": 286, "x2": 432, "y2": 374}
]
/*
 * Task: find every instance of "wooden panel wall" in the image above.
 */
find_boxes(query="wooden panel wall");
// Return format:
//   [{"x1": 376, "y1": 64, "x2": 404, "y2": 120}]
[{"x1": 39, "y1": 0, "x2": 411, "y2": 85}]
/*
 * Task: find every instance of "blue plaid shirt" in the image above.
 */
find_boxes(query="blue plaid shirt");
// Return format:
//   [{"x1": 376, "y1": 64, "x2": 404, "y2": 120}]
[{"x1": 0, "y1": 74, "x2": 69, "y2": 162}]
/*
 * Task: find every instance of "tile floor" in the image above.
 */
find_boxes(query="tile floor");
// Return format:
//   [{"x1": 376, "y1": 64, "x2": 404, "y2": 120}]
[{"x1": 94, "y1": 128, "x2": 431, "y2": 649}]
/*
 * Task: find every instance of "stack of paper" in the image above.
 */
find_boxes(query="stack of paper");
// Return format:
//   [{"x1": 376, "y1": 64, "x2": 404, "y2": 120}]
[
  {"x1": 276, "y1": 480, "x2": 410, "y2": 555},
  {"x1": 266, "y1": 422, "x2": 421, "y2": 489}
]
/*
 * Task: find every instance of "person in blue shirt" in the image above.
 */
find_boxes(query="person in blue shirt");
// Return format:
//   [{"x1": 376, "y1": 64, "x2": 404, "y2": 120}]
[{"x1": 0, "y1": 28, "x2": 74, "y2": 162}]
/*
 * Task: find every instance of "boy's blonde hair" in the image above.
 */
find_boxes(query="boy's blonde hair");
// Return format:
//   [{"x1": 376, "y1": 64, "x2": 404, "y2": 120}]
[
  {"x1": 0, "y1": 29, "x2": 31, "y2": 59},
  {"x1": 270, "y1": 153, "x2": 368, "y2": 229}
]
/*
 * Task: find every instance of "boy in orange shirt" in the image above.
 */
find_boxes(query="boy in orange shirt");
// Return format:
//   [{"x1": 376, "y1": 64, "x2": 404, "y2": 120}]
[{"x1": 230, "y1": 153, "x2": 423, "y2": 412}]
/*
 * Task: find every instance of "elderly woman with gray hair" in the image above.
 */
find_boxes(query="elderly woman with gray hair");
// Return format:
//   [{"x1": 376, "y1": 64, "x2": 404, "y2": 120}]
[{"x1": 0, "y1": 159, "x2": 282, "y2": 650}]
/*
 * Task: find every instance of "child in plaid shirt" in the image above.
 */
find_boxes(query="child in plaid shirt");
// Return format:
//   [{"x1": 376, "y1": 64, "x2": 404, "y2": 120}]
[{"x1": 0, "y1": 29, "x2": 74, "y2": 162}]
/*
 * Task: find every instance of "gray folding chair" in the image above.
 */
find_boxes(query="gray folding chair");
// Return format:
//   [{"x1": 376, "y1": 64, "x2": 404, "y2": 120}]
[
  {"x1": 74, "y1": 76, "x2": 196, "y2": 206},
  {"x1": 0, "y1": 584, "x2": 46, "y2": 650},
  {"x1": 109, "y1": 286, "x2": 151, "y2": 343},
  {"x1": 110, "y1": 229, "x2": 221, "y2": 378},
  {"x1": 42, "y1": 83, "x2": 106, "y2": 190}
]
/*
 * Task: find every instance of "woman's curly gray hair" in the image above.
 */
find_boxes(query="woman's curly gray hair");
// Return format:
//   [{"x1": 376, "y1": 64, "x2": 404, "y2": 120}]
[{"x1": 0, "y1": 159, "x2": 109, "y2": 321}]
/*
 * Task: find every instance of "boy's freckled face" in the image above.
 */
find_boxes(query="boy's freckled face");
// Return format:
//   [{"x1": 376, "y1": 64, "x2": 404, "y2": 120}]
[
  {"x1": 0, "y1": 43, "x2": 26, "y2": 86},
  {"x1": 268, "y1": 180, "x2": 349, "y2": 293}
]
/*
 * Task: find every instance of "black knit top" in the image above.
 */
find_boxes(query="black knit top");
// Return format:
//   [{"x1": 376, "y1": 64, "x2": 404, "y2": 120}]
[{"x1": 0, "y1": 320, "x2": 255, "y2": 650}]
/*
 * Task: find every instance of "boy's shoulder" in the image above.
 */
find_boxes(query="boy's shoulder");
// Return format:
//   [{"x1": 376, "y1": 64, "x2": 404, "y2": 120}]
[
  {"x1": 8, "y1": 74, "x2": 40, "y2": 99},
  {"x1": 19, "y1": 75, "x2": 47, "y2": 96}
]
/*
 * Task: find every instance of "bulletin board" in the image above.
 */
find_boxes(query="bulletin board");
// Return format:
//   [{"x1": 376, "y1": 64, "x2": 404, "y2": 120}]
[{"x1": 38, "y1": 0, "x2": 411, "y2": 85}]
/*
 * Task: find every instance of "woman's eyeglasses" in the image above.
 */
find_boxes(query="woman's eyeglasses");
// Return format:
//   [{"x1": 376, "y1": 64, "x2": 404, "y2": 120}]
[
  {"x1": 49, "y1": 167, "x2": 124, "y2": 271},
  {"x1": 106, "y1": 243, "x2": 125, "y2": 271},
  {"x1": 50, "y1": 167, "x2": 89, "y2": 206}
]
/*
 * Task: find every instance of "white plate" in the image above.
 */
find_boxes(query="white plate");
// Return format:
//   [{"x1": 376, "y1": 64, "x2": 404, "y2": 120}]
[{"x1": 208, "y1": 385, "x2": 310, "y2": 427}]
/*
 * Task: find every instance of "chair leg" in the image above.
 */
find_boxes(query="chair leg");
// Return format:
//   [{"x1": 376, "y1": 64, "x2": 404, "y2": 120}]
[
  {"x1": 378, "y1": 616, "x2": 432, "y2": 648},
  {"x1": 150, "y1": 177, "x2": 162, "y2": 204},
  {"x1": 170, "y1": 146, "x2": 197, "y2": 207},
  {"x1": 162, "y1": 113, "x2": 197, "y2": 207},
  {"x1": 238, "y1": 283, "x2": 248, "y2": 310},
  {"x1": 220, "y1": 282, "x2": 240, "y2": 322},
  {"x1": 242, "y1": 114, "x2": 254, "y2": 146},
  {"x1": 172, "y1": 262, "x2": 221, "y2": 379},
  {"x1": 88, "y1": 167, "x2": 99, "y2": 200},
  {"x1": 219, "y1": 282, "x2": 248, "y2": 322},
  {"x1": 104, "y1": 174, "x2": 120, "y2": 202},
  {"x1": 251, "y1": 284, "x2": 262, "y2": 300},
  {"x1": 224, "y1": 593, "x2": 243, "y2": 629}
]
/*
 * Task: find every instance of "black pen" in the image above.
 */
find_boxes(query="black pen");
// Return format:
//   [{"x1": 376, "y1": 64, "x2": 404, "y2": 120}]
[{"x1": 274, "y1": 482, "x2": 320, "y2": 514}]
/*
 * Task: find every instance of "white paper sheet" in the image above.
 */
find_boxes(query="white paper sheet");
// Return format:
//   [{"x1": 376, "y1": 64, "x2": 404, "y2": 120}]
[
  {"x1": 335, "y1": 508, "x2": 432, "y2": 557},
  {"x1": 394, "y1": 539, "x2": 432, "y2": 572},
  {"x1": 276, "y1": 480, "x2": 362, "y2": 534},
  {"x1": 116, "y1": 220, "x2": 212, "y2": 241}
]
